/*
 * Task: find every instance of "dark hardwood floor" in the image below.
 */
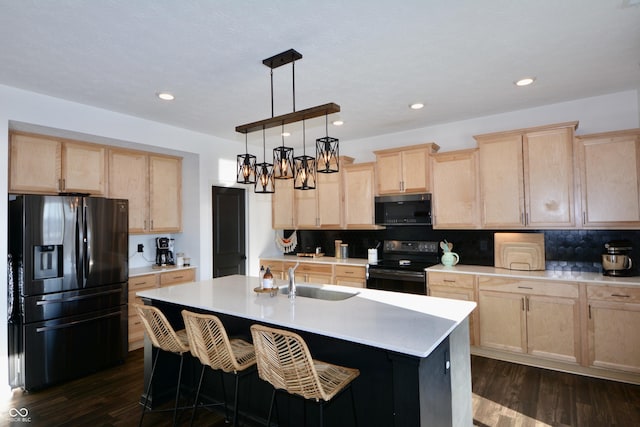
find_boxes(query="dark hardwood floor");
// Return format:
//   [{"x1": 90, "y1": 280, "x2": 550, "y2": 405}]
[{"x1": 3, "y1": 349, "x2": 639, "y2": 426}]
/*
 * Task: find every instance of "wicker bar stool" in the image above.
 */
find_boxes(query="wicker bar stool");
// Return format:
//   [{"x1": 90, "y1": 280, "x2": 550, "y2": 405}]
[
  {"x1": 182, "y1": 310, "x2": 256, "y2": 426},
  {"x1": 134, "y1": 303, "x2": 191, "y2": 427},
  {"x1": 250, "y1": 324, "x2": 360, "y2": 427}
]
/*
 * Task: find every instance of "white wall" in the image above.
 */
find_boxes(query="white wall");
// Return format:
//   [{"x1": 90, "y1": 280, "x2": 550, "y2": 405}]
[{"x1": 1, "y1": 84, "x2": 639, "y2": 393}]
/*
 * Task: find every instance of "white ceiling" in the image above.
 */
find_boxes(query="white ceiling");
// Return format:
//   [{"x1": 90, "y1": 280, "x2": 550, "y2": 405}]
[{"x1": 1, "y1": 0, "x2": 639, "y2": 146}]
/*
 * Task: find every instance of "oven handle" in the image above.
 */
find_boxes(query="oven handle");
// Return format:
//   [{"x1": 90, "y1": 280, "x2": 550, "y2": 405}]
[{"x1": 367, "y1": 269, "x2": 426, "y2": 282}]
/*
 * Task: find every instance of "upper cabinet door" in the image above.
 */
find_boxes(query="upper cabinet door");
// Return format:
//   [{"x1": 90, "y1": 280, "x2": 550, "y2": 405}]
[
  {"x1": 62, "y1": 141, "x2": 106, "y2": 195},
  {"x1": 576, "y1": 129, "x2": 640, "y2": 228},
  {"x1": 477, "y1": 133, "x2": 525, "y2": 228},
  {"x1": 343, "y1": 162, "x2": 377, "y2": 228},
  {"x1": 9, "y1": 133, "x2": 62, "y2": 193},
  {"x1": 108, "y1": 149, "x2": 149, "y2": 233},
  {"x1": 374, "y1": 143, "x2": 439, "y2": 195},
  {"x1": 476, "y1": 122, "x2": 578, "y2": 229},
  {"x1": 149, "y1": 155, "x2": 182, "y2": 232},
  {"x1": 524, "y1": 126, "x2": 575, "y2": 228},
  {"x1": 431, "y1": 149, "x2": 480, "y2": 229},
  {"x1": 272, "y1": 179, "x2": 295, "y2": 229}
]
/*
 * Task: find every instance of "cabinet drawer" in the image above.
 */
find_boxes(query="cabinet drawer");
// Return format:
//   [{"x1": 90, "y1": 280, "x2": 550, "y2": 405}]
[
  {"x1": 261, "y1": 260, "x2": 284, "y2": 272},
  {"x1": 129, "y1": 274, "x2": 157, "y2": 290},
  {"x1": 587, "y1": 285, "x2": 640, "y2": 303},
  {"x1": 284, "y1": 262, "x2": 333, "y2": 275},
  {"x1": 335, "y1": 265, "x2": 366, "y2": 279},
  {"x1": 478, "y1": 276, "x2": 579, "y2": 299},
  {"x1": 427, "y1": 272, "x2": 474, "y2": 288},
  {"x1": 159, "y1": 268, "x2": 196, "y2": 286}
]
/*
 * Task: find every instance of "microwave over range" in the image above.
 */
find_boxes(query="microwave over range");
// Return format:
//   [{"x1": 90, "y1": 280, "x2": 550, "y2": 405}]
[{"x1": 374, "y1": 193, "x2": 432, "y2": 226}]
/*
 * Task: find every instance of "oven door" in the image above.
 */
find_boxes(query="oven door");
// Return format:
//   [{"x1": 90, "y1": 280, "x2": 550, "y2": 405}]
[{"x1": 366, "y1": 268, "x2": 427, "y2": 295}]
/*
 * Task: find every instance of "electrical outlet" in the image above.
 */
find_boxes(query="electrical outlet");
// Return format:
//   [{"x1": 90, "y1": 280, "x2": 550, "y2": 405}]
[{"x1": 137, "y1": 244, "x2": 144, "y2": 253}]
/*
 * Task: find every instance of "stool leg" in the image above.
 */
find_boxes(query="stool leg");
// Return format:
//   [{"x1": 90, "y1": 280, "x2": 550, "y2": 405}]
[
  {"x1": 350, "y1": 385, "x2": 358, "y2": 427},
  {"x1": 267, "y1": 389, "x2": 277, "y2": 427},
  {"x1": 189, "y1": 365, "x2": 206, "y2": 427},
  {"x1": 139, "y1": 347, "x2": 160, "y2": 427},
  {"x1": 219, "y1": 370, "x2": 230, "y2": 422},
  {"x1": 172, "y1": 353, "x2": 185, "y2": 427},
  {"x1": 319, "y1": 401, "x2": 324, "y2": 427},
  {"x1": 232, "y1": 373, "x2": 240, "y2": 426}
]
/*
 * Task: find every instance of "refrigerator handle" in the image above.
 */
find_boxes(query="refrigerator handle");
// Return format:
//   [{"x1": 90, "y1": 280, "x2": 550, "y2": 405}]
[
  {"x1": 82, "y1": 202, "x2": 89, "y2": 288},
  {"x1": 75, "y1": 203, "x2": 83, "y2": 287}
]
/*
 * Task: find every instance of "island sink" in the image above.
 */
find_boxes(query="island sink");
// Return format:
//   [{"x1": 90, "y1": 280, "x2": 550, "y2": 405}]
[{"x1": 278, "y1": 284, "x2": 359, "y2": 301}]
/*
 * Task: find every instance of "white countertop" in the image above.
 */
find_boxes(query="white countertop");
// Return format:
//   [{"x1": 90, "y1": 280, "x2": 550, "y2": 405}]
[
  {"x1": 129, "y1": 265, "x2": 197, "y2": 277},
  {"x1": 426, "y1": 264, "x2": 640, "y2": 286},
  {"x1": 136, "y1": 274, "x2": 476, "y2": 358},
  {"x1": 260, "y1": 254, "x2": 369, "y2": 267}
]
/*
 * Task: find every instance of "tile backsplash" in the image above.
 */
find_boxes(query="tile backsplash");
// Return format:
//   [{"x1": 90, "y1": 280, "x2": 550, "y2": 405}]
[{"x1": 294, "y1": 228, "x2": 640, "y2": 274}]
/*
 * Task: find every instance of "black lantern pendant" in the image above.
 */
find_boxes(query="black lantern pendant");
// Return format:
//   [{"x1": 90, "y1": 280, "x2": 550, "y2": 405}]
[
  {"x1": 255, "y1": 127, "x2": 275, "y2": 194},
  {"x1": 236, "y1": 133, "x2": 257, "y2": 184},
  {"x1": 293, "y1": 120, "x2": 316, "y2": 190},
  {"x1": 316, "y1": 113, "x2": 339, "y2": 173},
  {"x1": 273, "y1": 123, "x2": 294, "y2": 179}
]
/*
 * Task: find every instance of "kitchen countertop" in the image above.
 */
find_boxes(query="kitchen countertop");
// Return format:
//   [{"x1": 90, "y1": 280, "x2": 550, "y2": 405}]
[
  {"x1": 137, "y1": 274, "x2": 475, "y2": 358},
  {"x1": 426, "y1": 264, "x2": 640, "y2": 286},
  {"x1": 259, "y1": 254, "x2": 369, "y2": 267},
  {"x1": 129, "y1": 265, "x2": 197, "y2": 278}
]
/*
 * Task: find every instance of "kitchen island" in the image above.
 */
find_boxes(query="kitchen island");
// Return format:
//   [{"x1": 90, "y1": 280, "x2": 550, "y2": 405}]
[{"x1": 137, "y1": 275, "x2": 476, "y2": 426}]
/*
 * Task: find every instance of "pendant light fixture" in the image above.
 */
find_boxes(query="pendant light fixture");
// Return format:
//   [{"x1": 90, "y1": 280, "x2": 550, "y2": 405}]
[
  {"x1": 255, "y1": 127, "x2": 275, "y2": 194},
  {"x1": 236, "y1": 133, "x2": 257, "y2": 184},
  {"x1": 273, "y1": 122, "x2": 294, "y2": 179},
  {"x1": 293, "y1": 120, "x2": 316, "y2": 190},
  {"x1": 316, "y1": 113, "x2": 339, "y2": 173}
]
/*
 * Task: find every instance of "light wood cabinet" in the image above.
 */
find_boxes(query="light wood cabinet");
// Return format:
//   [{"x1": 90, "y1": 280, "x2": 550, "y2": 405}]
[
  {"x1": 478, "y1": 276, "x2": 580, "y2": 364},
  {"x1": 430, "y1": 149, "x2": 480, "y2": 229},
  {"x1": 284, "y1": 261, "x2": 333, "y2": 285},
  {"x1": 260, "y1": 260, "x2": 285, "y2": 280},
  {"x1": 474, "y1": 122, "x2": 577, "y2": 229},
  {"x1": 128, "y1": 268, "x2": 197, "y2": 351},
  {"x1": 127, "y1": 274, "x2": 158, "y2": 351},
  {"x1": 272, "y1": 179, "x2": 295, "y2": 229},
  {"x1": 335, "y1": 265, "x2": 366, "y2": 288},
  {"x1": 586, "y1": 285, "x2": 640, "y2": 373},
  {"x1": 343, "y1": 162, "x2": 377, "y2": 228},
  {"x1": 108, "y1": 149, "x2": 149, "y2": 233},
  {"x1": 575, "y1": 129, "x2": 640, "y2": 228},
  {"x1": 149, "y1": 155, "x2": 182, "y2": 233},
  {"x1": 427, "y1": 272, "x2": 478, "y2": 345},
  {"x1": 373, "y1": 143, "x2": 440, "y2": 195},
  {"x1": 10, "y1": 132, "x2": 106, "y2": 195},
  {"x1": 295, "y1": 157, "x2": 354, "y2": 229},
  {"x1": 109, "y1": 150, "x2": 182, "y2": 234}
]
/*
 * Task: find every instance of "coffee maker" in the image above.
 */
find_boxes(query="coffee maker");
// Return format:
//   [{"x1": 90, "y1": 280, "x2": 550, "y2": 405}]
[
  {"x1": 156, "y1": 237, "x2": 175, "y2": 266},
  {"x1": 602, "y1": 240, "x2": 634, "y2": 276}
]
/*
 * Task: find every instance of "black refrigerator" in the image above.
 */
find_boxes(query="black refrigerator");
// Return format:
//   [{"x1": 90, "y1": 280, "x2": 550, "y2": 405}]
[{"x1": 8, "y1": 195, "x2": 129, "y2": 390}]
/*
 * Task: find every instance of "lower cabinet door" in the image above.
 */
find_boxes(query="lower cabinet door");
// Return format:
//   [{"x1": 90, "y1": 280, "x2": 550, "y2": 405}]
[
  {"x1": 478, "y1": 290, "x2": 526, "y2": 353},
  {"x1": 527, "y1": 295, "x2": 580, "y2": 364},
  {"x1": 588, "y1": 300, "x2": 640, "y2": 373}
]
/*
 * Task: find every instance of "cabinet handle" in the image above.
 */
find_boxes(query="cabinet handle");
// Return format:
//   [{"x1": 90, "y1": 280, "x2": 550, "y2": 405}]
[
  {"x1": 444, "y1": 279, "x2": 456, "y2": 283},
  {"x1": 520, "y1": 212, "x2": 525, "y2": 225},
  {"x1": 521, "y1": 297, "x2": 525, "y2": 311},
  {"x1": 525, "y1": 212, "x2": 529, "y2": 226},
  {"x1": 588, "y1": 304, "x2": 592, "y2": 319},
  {"x1": 611, "y1": 293, "x2": 630, "y2": 298},
  {"x1": 526, "y1": 297, "x2": 530, "y2": 312},
  {"x1": 150, "y1": 220, "x2": 154, "y2": 230},
  {"x1": 517, "y1": 286, "x2": 533, "y2": 289},
  {"x1": 59, "y1": 178, "x2": 66, "y2": 191},
  {"x1": 583, "y1": 211, "x2": 586, "y2": 225}
]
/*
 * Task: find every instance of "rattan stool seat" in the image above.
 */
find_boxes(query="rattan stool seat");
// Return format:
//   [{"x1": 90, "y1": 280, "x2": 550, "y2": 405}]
[
  {"x1": 250, "y1": 323, "x2": 359, "y2": 426},
  {"x1": 182, "y1": 310, "x2": 256, "y2": 426},
  {"x1": 134, "y1": 303, "x2": 191, "y2": 427}
]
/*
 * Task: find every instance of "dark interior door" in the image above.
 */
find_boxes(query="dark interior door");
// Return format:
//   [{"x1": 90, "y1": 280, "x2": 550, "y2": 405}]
[{"x1": 212, "y1": 186, "x2": 246, "y2": 278}]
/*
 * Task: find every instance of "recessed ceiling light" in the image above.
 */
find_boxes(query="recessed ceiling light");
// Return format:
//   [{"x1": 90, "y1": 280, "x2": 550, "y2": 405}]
[
  {"x1": 281, "y1": 132, "x2": 291, "y2": 137},
  {"x1": 332, "y1": 120, "x2": 344, "y2": 126},
  {"x1": 157, "y1": 92, "x2": 175, "y2": 101},
  {"x1": 409, "y1": 103, "x2": 424, "y2": 110},
  {"x1": 515, "y1": 77, "x2": 536, "y2": 87}
]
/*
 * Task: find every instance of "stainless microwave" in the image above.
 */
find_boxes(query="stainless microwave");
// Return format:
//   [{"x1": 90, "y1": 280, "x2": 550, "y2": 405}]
[{"x1": 374, "y1": 194, "x2": 432, "y2": 226}]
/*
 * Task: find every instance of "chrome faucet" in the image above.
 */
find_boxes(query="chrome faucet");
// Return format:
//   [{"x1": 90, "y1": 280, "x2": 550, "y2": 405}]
[{"x1": 288, "y1": 262, "x2": 299, "y2": 299}]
